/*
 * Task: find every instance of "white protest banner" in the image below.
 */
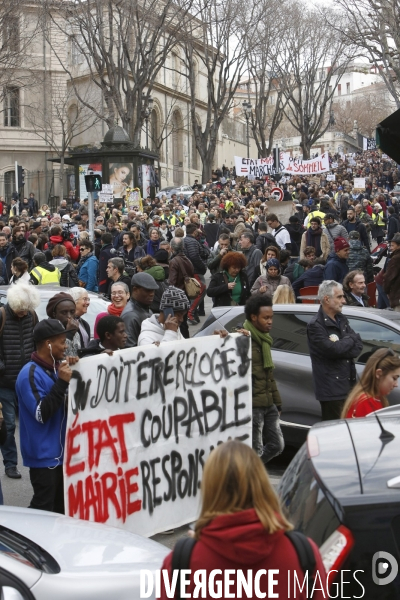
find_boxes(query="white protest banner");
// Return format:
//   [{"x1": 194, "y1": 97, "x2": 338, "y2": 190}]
[
  {"x1": 234, "y1": 154, "x2": 289, "y2": 177},
  {"x1": 326, "y1": 174, "x2": 336, "y2": 181},
  {"x1": 98, "y1": 184, "x2": 114, "y2": 203},
  {"x1": 331, "y1": 162, "x2": 338, "y2": 169},
  {"x1": 282, "y1": 152, "x2": 330, "y2": 174},
  {"x1": 64, "y1": 334, "x2": 252, "y2": 537},
  {"x1": 353, "y1": 177, "x2": 366, "y2": 190}
]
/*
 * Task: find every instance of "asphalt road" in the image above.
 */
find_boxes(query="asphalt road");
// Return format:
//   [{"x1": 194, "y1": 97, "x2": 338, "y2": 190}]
[{"x1": 2, "y1": 283, "x2": 298, "y2": 549}]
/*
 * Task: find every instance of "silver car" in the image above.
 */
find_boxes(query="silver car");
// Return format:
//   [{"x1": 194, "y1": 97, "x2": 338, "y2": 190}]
[
  {"x1": 195, "y1": 304, "x2": 400, "y2": 446},
  {"x1": 0, "y1": 505, "x2": 168, "y2": 600},
  {"x1": 156, "y1": 185, "x2": 194, "y2": 200}
]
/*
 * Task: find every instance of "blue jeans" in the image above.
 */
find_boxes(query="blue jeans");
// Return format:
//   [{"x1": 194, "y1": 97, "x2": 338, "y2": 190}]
[
  {"x1": 376, "y1": 283, "x2": 390, "y2": 309},
  {"x1": 0, "y1": 387, "x2": 18, "y2": 469},
  {"x1": 252, "y1": 405, "x2": 285, "y2": 464}
]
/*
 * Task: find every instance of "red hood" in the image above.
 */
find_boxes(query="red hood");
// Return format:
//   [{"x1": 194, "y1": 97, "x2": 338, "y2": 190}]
[
  {"x1": 50, "y1": 235, "x2": 64, "y2": 244},
  {"x1": 199, "y1": 508, "x2": 284, "y2": 564}
]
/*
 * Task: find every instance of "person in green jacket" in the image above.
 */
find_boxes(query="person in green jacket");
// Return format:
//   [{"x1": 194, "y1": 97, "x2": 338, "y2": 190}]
[{"x1": 243, "y1": 294, "x2": 284, "y2": 464}]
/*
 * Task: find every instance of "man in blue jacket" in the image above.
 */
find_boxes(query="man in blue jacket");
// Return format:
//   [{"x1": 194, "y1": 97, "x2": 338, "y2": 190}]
[
  {"x1": 16, "y1": 319, "x2": 78, "y2": 514},
  {"x1": 323, "y1": 237, "x2": 350, "y2": 284}
]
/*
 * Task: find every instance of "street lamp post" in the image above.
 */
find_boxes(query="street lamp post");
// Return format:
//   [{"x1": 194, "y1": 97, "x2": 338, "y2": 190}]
[
  {"x1": 242, "y1": 101, "x2": 252, "y2": 158},
  {"x1": 142, "y1": 93, "x2": 154, "y2": 148}
]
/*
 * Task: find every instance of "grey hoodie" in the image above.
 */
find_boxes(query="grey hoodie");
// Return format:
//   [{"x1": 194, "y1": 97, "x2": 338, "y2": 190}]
[{"x1": 323, "y1": 223, "x2": 349, "y2": 252}]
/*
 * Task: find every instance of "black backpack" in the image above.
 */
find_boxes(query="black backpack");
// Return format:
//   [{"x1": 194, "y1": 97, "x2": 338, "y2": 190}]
[{"x1": 171, "y1": 530, "x2": 317, "y2": 599}]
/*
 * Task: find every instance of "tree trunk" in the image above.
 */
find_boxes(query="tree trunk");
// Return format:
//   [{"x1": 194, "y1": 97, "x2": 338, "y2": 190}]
[
  {"x1": 59, "y1": 154, "x2": 65, "y2": 201},
  {"x1": 300, "y1": 139, "x2": 311, "y2": 159}
]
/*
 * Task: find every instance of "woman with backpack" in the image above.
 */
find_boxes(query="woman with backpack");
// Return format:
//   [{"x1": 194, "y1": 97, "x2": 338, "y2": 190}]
[
  {"x1": 49, "y1": 244, "x2": 80, "y2": 287},
  {"x1": 160, "y1": 440, "x2": 327, "y2": 600}
]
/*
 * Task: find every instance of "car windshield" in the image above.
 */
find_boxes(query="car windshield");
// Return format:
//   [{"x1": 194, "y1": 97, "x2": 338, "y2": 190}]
[{"x1": 0, "y1": 526, "x2": 60, "y2": 573}]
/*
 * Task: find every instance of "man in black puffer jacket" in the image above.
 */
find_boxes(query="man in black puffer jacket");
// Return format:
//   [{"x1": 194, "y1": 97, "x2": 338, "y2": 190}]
[
  {"x1": 0, "y1": 283, "x2": 40, "y2": 479},
  {"x1": 184, "y1": 223, "x2": 209, "y2": 325},
  {"x1": 5, "y1": 226, "x2": 35, "y2": 282}
]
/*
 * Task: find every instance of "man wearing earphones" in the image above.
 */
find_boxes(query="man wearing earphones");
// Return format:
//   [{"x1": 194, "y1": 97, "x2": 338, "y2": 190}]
[{"x1": 15, "y1": 319, "x2": 79, "y2": 514}]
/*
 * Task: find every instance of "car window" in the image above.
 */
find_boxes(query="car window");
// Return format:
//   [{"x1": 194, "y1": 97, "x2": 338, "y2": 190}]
[
  {"x1": 348, "y1": 318, "x2": 400, "y2": 364},
  {"x1": 224, "y1": 311, "x2": 313, "y2": 355}
]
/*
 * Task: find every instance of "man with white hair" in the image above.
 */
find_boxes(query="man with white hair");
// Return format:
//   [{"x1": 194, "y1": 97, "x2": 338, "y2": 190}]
[
  {"x1": 306, "y1": 280, "x2": 363, "y2": 421},
  {"x1": 0, "y1": 283, "x2": 40, "y2": 478}
]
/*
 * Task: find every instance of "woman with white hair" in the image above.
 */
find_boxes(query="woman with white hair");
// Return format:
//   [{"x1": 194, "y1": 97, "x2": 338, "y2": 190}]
[
  {"x1": 0, "y1": 282, "x2": 40, "y2": 480},
  {"x1": 68, "y1": 287, "x2": 91, "y2": 348}
]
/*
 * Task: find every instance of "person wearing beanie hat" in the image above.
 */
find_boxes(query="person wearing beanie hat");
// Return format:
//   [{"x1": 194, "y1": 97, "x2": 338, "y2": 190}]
[
  {"x1": 15, "y1": 318, "x2": 79, "y2": 513},
  {"x1": 46, "y1": 292, "x2": 80, "y2": 357},
  {"x1": 323, "y1": 237, "x2": 350, "y2": 284},
  {"x1": 251, "y1": 257, "x2": 293, "y2": 298},
  {"x1": 121, "y1": 272, "x2": 159, "y2": 347},
  {"x1": 138, "y1": 286, "x2": 190, "y2": 346}
]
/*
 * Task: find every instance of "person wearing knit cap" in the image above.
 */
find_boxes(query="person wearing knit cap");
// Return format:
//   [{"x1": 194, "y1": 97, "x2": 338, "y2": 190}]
[
  {"x1": 323, "y1": 237, "x2": 350, "y2": 284},
  {"x1": 138, "y1": 286, "x2": 190, "y2": 346},
  {"x1": 46, "y1": 292, "x2": 80, "y2": 357},
  {"x1": 250, "y1": 258, "x2": 292, "y2": 298}
]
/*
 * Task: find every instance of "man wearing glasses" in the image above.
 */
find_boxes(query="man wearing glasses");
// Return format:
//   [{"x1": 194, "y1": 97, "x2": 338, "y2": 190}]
[{"x1": 76, "y1": 241, "x2": 99, "y2": 292}]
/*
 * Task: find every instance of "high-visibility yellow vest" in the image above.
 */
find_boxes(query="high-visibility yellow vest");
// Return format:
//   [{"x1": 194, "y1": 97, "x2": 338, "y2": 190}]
[
  {"x1": 306, "y1": 210, "x2": 326, "y2": 228},
  {"x1": 373, "y1": 211, "x2": 386, "y2": 227},
  {"x1": 30, "y1": 266, "x2": 61, "y2": 285}
]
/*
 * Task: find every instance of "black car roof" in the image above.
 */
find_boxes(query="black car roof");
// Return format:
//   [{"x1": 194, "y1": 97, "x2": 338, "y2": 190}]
[{"x1": 310, "y1": 415, "x2": 400, "y2": 503}]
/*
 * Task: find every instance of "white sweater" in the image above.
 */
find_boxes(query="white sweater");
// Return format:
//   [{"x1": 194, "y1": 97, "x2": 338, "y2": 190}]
[{"x1": 138, "y1": 314, "x2": 183, "y2": 346}]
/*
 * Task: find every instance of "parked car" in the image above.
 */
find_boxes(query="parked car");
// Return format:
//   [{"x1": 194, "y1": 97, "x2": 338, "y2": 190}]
[
  {"x1": 278, "y1": 414, "x2": 400, "y2": 599},
  {"x1": 195, "y1": 304, "x2": 400, "y2": 446},
  {"x1": 156, "y1": 185, "x2": 194, "y2": 200},
  {"x1": 0, "y1": 505, "x2": 168, "y2": 600},
  {"x1": 0, "y1": 286, "x2": 110, "y2": 335}
]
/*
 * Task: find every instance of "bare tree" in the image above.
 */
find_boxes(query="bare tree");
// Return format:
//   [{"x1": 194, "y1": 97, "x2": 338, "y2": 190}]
[
  {"x1": 0, "y1": 0, "x2": 40, "y2": 103},
  {"x1": 334, "y1": 0, "x2": 400, "y2": 108},
  {"x1": 25, "y1": 79, "x2": 101, "y2": 196},
  {"x1": 184, "y1": 0, "x2": 257, "y2": 181},
  {"x1": 243, "y1": 0, "x2": 289, "y2": 157},
  {"x1": 276, "y1": 3, "x2": 353, "y2": 158},
  {"x1": 332, "y1": 89, "x2": 394, "y2": 137},
  {"x1": 41, "y1": 0, "x2": 198, "y2": 146}
]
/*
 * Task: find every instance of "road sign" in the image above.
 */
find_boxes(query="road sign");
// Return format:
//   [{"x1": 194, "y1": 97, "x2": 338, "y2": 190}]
[{"x1": 271, "y1": 187, "x2": 283, "y2": 201}]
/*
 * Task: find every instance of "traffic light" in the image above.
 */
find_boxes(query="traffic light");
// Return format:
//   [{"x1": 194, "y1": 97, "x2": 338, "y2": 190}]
[
  {"x1": 273, "y1": 147, "x2": 280, "y2": 171},
  {"x1": 85, "y1": 174, "x2": 102, "y2": 192},
  {"x1": 17, "y1": 165, "x2": 25, "y2": 188}
]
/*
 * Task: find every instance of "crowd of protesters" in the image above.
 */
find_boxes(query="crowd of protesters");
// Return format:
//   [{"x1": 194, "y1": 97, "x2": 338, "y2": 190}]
[{"x1": 0, "y1": 148, "x2": 399, "y2": 524}]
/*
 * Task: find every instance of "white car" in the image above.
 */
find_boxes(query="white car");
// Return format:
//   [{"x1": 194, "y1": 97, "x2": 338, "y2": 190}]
[
  {"x1": 0, "y1": 506, "x2": 169, "y2": 600},
  {"x1": 156, "y1": 185, "x2": 194, "y2": 200}
]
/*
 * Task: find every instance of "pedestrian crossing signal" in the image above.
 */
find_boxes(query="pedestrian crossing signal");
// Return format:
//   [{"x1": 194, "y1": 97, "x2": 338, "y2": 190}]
[{"x1": 85, "y1": 174, "x2": 102, "y2": 192}]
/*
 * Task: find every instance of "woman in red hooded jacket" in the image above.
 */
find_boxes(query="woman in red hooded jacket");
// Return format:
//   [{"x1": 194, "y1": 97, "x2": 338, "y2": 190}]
[{"x1": 160, "y1": 441, "x2": 327, "y2": 600}]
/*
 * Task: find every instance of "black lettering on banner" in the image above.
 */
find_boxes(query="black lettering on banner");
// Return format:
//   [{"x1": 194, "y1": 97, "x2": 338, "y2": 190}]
[
  {"x1": 198, "y1": 352, "x2": 211, "y2": 378},
  {"x1": 105, "y1": 367, "x2": 118, "y2": 403},
  {"x1": 163, "y1": 350, "x2": 175, "y2": 386},
  {"x1": 170, "y1": 450, "x2": 182, "y2": 501},
  {"x1": 123, "y1": 358, "x2": 137, "y2": 403},
  {"x1": 188, "y1": 449, "x2": 200, "y2": 497},
  {"x1": 162, "y1": 404, "x2": 173, "y2": 439},
  {"x1": 210, "y1": 349, "x2": 223, "y2": 383},
  {"x1": 150, "y1": 457, "x2": 162, "y2": 508},
  {"x1": 148, "y1": 357, "x2": 165, "y2": 402},
  {"x1": 91, "y1": 364, "x2": 108, "y2": 409},
  {"x1": 220, "y1": 348, "x2": 237, "y2": 379},
  {"x1": 137, "y1": 361, "x2": 149, "y2": 399},
  {"x1": 70, "y1": 371, "x2": 91, "y2": 414},
  {"x1": 140, "y1": 460, "x2": 153, "y2": 514},
  {"x1": 235, "y1": 385, "x2": 251, "y2": 426},
  {"x1": 162, "y1": 455, "x2": 172, "y2": 501},
  {"x1": 173, "y1": 397, "x2": 188, "y2": 443},
  {"x1": 176, "y1": 350, "x2": 186, "y2": 392},
  {"x1": 151, "y1": 415, "x2": 162, "y2": 444},
  {"x1": 141, "y1": 409, "x2": 152, "y2": 448},
  {"x1": 201, "y1": 390, "x2": 222, "y2": 433},
  {"x1": 220, "y1": 387, "x2": 235, "y2": 432},
  {"x1": 235, "y1": 335, "x2": 251, "y2": 377},
  {"x1": 181, "y1": 389, "x2": 205, "y2": 438},
  {"x1": 178, "y1": 468, "x2": 189, "y2": 498}
]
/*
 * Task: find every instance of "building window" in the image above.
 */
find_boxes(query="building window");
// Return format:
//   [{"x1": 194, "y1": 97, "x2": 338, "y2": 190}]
[
  {"x1": 2, "y1": 17, "x2": 19, "y2": 53},
  {"x1": 3, "y1": 87, "x2": 20, "y2": 127},
  {"x1": 71, "y1": 35, "x2": 84, "y2": 65},
  {"x1": 338, "y1": 84, "x2": 341, "y2": 96},
  {"x1": 4, "y1": 171, "x2": 16, "y2": 202},
  {"x1": 346, "y1": 82, "x2": 350, "y2": 94}
]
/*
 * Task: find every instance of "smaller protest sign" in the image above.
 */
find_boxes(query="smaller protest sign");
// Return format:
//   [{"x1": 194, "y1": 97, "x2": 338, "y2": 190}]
[
  {"x1": 353, "y1": 177, "x2": 366, "y2": 190},
  {"x1": 326, "y1": 174, "x2": 336, "y2": 181},
  {"x1": 331, "y1": 162, "x2": 338, "y2": 169},
  {"x1": 98, "y1": 184, "x2": 114, "y2": 203}
]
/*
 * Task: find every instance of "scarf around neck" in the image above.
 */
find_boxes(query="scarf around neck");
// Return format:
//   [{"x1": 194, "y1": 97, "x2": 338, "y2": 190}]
[
  {"x1": 108, "y1": 303, "x2": 124, "y2": 317},
  {"x1": 244, "y1": 319, "x2": 274, "y2": 369}
]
